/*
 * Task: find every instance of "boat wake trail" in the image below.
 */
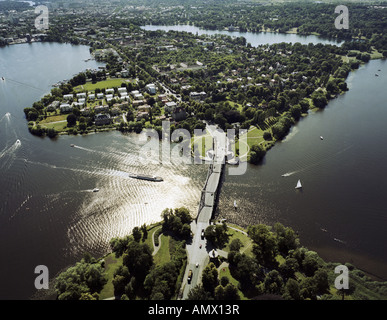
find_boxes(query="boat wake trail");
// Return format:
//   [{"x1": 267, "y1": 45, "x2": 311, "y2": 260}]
[
  {"x1": 0, "y1": 140, "x2": 21, "y2": 168},
  {"x1": 0, "y1": 112, "x2": 11, "y2": 123},
  {"x1": 281, "y1": 171, "x2": 297, "y2": 177},
  {"x1": 72, "y1": 145, "x2": 98, "y2": 153}
]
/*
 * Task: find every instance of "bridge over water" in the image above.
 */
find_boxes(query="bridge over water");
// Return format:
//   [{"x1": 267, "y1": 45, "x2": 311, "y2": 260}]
[{"x1": 180, "y1": 125, "x2": 229, "y2": 299}]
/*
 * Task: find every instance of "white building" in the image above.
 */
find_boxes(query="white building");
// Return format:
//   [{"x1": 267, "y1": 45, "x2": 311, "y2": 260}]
[
  {"x1": 145, "y1": 83, "x2": 157, "y2": 95},
  {"x1": 63, "y1": 94, "x2": 74, "y2": 101},
  {"x1": 60, "y1": 103, "x2": 72, "y2": 113}
]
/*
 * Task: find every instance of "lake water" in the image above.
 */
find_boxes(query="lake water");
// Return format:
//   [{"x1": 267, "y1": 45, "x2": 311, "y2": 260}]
[
  {"x1": 141, "y1": 24, "x2": 343, "y2": 47},
  {"x1": 0, "y1": 42, "x2": 207, "y2": 299}
]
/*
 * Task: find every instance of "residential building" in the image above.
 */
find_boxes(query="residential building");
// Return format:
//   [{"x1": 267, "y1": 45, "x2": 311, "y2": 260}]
[
  {"x1": 95, "y1": 113, "x2": 112, "y2": 126},
  {"x1": 145, "y1": 83, "x2": 157, "y2": 95},
  {"x1": 60, "y1": 103, "x2": 72, "y2": 113}
]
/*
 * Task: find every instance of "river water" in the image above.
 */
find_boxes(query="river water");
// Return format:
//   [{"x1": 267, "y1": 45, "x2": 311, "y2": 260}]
[
  {"x1": 0, "y1": 28, "x2": 386, "y2": 299},
  {"x1": 0, "y1": 42, "x2": 207, "y2": 299}
]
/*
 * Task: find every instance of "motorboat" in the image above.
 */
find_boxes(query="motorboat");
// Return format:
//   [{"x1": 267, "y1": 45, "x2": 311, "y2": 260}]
[{"x1": 93, "y1": 188, "x2": 99, "y2": 192}]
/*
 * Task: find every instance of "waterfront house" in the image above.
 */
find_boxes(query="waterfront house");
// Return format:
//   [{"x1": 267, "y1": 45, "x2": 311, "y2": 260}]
[
  {"x1": 63, "y1": 94, "x2": 74, "y2": 101},
  {"x1": 95, "y1": 105, "x2": 109, "y2": 113},
  {"x1": 60, "y1": 103, "x2": 72, "y2": 113},
  {"x1": 95, "y1": 113, "x2": 112, "y2": 126},
  {"x1": 47, "y1": 100, "x2": 60, "y2": 112}
]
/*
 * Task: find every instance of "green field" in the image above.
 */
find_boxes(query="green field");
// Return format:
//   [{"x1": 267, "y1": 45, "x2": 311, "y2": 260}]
[
  {"x1": 99, "y1": 253, "x2": 123, "y2": 300},
  {"x1": 74, "y1": 78, "x2": 131, "y2": 92}
]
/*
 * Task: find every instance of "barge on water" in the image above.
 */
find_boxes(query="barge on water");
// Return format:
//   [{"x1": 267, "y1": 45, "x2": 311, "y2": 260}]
[{"x1": 128, "y1": 173, "x2": 163, "y2": 182}]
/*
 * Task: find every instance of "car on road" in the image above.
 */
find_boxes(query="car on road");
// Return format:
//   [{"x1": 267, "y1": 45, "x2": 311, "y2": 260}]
[
  {"x1": 188, "y1": 269, "x2": 193, "y2": 283},
  {"x1": 201, "y1": 229, "x2": 205, "y2": 239},
  {"x1": 196, "y1": 263, "x2": 199, "y2": 268}
]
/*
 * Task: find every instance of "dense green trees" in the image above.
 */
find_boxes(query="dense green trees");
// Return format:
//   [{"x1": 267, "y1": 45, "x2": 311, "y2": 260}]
[
  {"x1": 249, "y1": 144, "x2": 266, "y2": 164},
  {"x1": 222, "y1": 223, "x2": 334, "y2": 300},
  {"x1": 55, "y1": 253, "x2": 106, "y2": 300},
  {"x1": 204, "y1": 222, "x2": 229, "y2": 247},
  {"x1": 161, "y1": 207, "x2": 193, "y2": 239}
]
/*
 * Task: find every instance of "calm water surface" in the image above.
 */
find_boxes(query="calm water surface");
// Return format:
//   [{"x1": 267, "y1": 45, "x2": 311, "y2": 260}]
[
  {"x1": 141, "y1": 24, "x2": 343, "y2": 46},
  {"x1": 0, "y1": 42, "x2": 207, "y2": 299}
]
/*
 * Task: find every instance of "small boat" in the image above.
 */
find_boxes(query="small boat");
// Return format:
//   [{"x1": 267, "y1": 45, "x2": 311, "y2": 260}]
[
  {"x1": 1, "y1": 77, "x2": 4, "y2": 81},
  {"x1": 295, "y1": 179, "x2": 302, "y2": 189},
  {"x1": 375, "y1": 73, "x2": 379, "y2": 77},
  {"x1": 93, "y1": 188, "x2": 99, "y2": 192},
  {"x1": 70, "y1": 144, "x2": 75, "y2": 147},
  {"x1": 16, "y1": 139, "x2": 20, "y2": 144},
  {"x1": 320, "y1": 136, "x2": 324, "y2": 140}
]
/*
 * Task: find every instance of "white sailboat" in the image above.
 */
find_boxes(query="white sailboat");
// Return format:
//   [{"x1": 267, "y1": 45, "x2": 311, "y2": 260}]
[{"x1": 295, "y1": 180, "x2": 302, "y2": 189}]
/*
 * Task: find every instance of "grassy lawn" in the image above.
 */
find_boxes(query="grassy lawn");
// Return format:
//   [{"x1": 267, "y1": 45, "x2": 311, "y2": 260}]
[
  {"x1": 153, "y1": 234, "x2": 171, "y2": 266},
  {"x1": 218, "y1": 266, "x2": 248, "y2": 300},
  {"x1": 223, "y1": 225, "x2": 253, "y2": 257},
  {"x1": 41, "y1": 121, "x2": 68, "y2": 131},
  {"x1": 99, "y1": 253, "x2": 123, "y2": 300},
  {"x1": 40, "y1": 114, "x2": 67, "y2": 124},
  {"x1": 74, "y1": 78, "x2": 129, "y2": 92},
  {"x1": 142, "y1": 223, "x2": 162, "y2": 252}
]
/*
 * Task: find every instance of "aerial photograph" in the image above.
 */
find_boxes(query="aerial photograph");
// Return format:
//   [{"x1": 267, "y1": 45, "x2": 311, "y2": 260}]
[{"x1": 1, "y1": 0, "x2": 387, "y2": 310}]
